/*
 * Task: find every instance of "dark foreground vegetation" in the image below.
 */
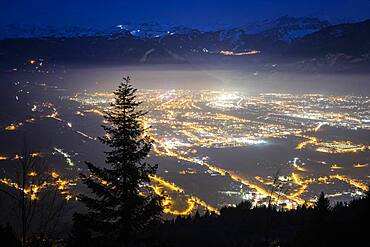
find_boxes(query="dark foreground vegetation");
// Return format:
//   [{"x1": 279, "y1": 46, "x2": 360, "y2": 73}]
[
  {"x1": 1, "y1": 191, "x2": 369, "y2": 247},
  {"x1": 1, "y1": 77, "x2": 369, "y2": 247},
  {"x1": 159, "y1": 192, "x2": 370, "y2": 247}
]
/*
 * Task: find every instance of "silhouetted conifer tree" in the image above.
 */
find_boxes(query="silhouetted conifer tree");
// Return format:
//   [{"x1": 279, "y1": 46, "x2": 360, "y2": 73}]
[
  {"x1": 236, "y1": 200, "x2": 252, "y2": 211},
  {"x1": 315, "y1": 192, "x2": 331, "y2": 213},
  {"x1": 194, "y1": 211, "x2": 201, "y2": 221},
  {"x1": 313, "y1": 192, "x2": 331, "y2": 247},
  {"x1": 72, "y1": 77, "x2": 162, "y2": 246}
]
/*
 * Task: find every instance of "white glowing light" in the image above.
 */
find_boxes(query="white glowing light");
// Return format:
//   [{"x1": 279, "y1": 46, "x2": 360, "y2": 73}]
[{"x1": 53, "y1": 147, "x2": 75, "y2": 167}]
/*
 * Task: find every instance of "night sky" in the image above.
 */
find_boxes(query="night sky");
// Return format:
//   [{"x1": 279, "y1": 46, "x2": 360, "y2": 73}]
[{"x1": 1, "y1": 0, "x2": 370, "y2": 28}]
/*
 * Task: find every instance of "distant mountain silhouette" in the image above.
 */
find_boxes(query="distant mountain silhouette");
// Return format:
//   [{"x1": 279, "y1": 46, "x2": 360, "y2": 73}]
[
  {"x1": 0, "y1": 18, "x2": 369, "y2": 70},
  {"x1": 289, "y1": 19, "x2": 370, "y2": 56}
]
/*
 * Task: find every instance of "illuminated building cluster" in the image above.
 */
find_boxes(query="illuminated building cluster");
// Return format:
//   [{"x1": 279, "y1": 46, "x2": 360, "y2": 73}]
[
  {"x1": 1, "y1": 87, "x2": 368, "y2": 215},
  {"x1": 68, "y1": 90, "x2": 369, "y2": 212},
  {"x1": 0, "y1": 170, "x2": 76, "y2": 202}
]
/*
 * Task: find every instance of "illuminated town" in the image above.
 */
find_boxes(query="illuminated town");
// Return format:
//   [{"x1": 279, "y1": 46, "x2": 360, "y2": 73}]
[{"x1": 0, "y1": 81, "x2": 369, "y2": 216}]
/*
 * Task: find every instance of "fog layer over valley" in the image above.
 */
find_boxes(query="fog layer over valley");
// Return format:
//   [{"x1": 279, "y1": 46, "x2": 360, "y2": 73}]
[{"x1": 3, "y1": 63, "x2": 370, "y2": 95}]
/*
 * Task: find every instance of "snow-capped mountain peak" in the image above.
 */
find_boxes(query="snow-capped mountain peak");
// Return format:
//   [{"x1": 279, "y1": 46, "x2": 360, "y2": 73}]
[{"x1": 0, "y1": 16, "x2": 331, "y2": 43}]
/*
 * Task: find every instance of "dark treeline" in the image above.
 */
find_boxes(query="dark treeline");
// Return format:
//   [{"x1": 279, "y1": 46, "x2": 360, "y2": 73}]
[
  {"x1": 1, "y1": 191, "x2": 369, "y2": 247},
  {"x1": 159, "y1": 192, "x2": 370, "y2": 247},
  {"x1": 0, "y1": 77, "x2": 369, "y2": 247}
]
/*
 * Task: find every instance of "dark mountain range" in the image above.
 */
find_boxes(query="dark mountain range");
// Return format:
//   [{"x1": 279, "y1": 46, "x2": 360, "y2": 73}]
[
  {"x1": 0, "y1": 16, "x2": 329, "y2": 41},
  {"x1": 289, "y1": 19, "x2": 370, "y2": 56},
  {"x1": 0, "y1": 17, "x2": 369, "y2": 70},
  {"x1": 158, "y1": 16, "x2": 330, "y2": 54}
]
